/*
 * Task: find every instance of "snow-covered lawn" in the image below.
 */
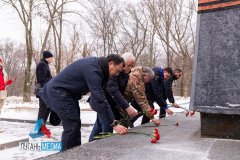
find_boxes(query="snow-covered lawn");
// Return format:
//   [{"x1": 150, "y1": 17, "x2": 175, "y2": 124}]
[
  {"x1": 0, "y1": 96, "x2": 190, "y2": 159},
  {"x1": 2, "y1": 95, "x2": 91, "y2": 110},
  {"x1": 1, "y1": 95, "x2": 96, "y2": 124}
]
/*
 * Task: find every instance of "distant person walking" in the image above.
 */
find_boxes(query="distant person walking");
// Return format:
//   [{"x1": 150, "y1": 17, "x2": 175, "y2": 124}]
[{"x1": 35, "y1": 51, "x2": 54, "y2": 133}]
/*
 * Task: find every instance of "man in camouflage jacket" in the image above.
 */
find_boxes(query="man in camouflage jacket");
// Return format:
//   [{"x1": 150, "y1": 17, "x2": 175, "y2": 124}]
[{"x1": 120, "y1": 66, "x2": 160, "y2": 127}]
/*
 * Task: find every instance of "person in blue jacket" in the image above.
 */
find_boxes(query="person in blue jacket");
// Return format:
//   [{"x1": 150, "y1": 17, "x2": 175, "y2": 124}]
[{"x1": 38, "y1": 54, "x2": 128, "y2": 151}]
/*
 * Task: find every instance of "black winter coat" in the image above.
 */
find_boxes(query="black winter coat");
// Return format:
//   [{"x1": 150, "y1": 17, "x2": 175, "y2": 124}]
[
  {"x1": 36, "y1": 59, "x2": 52, "y2": 87},
  {"x1": 145, "y1": 67, "x2": 167, "y2": 108},
  {"x1": 106, "y1": 71, "x2": 129, "y2": 110},
  {"x1": 163, "y1": 77, "x2": 176, "y2": 103}
]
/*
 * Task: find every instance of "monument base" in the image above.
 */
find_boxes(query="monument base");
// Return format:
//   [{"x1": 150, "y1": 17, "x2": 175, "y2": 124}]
[{"x1": 201, "y1": 113, "x2": 240, "y2": 139}]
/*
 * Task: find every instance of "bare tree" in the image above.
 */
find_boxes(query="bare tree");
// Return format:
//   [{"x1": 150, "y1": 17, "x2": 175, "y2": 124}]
[
  {"x1": 2, "y1": 0, "x2": 37, "y2": 102},
  {"x1": 1, "y1": 0, "x2": 196, "y2": 98},
  {"x1": 144, "y1": 0, "x2": 175, "y2": 67},
  {"x1": 61, "y1": 23, "x2": 90, "y2": 68},
  {"x1": 144, "y1": 0, "x2": 196, "y2": 96},
  {"x1": 66, "y1": 24, "x2": 80, "y2": 65},
  {"x1": 143, "y1": 1, "x2": 157, "y2": 67},
  {"x1": 52, "y1": 3, "x2": 64, "y2": 73},
  {"x1": 63, "y1": 24, "x2": 87, "y2": 66},
  {"x1": 120, "y1": 3, "x2": 148, "y2": 62},
  {"x1": 0, "y1": 40, "x2": 25, "y2": 96},
  {"x1": 83, "y1": 0, "x2": 121, "y2": 56},
  {"x1": 39, "y1": 0, "x2": 66, "y2": 73},
  {"x1": 37, "y1": 0, "x2": 62, "y2": 55},
  {"x1": 168, "y1": 0, "x2": 196, "y2": 96}
]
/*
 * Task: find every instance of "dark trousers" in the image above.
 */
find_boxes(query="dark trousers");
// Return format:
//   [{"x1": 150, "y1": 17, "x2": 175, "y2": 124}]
[
  {"x1": 130, "y1": 99, "x2": 154, "y2": 125},
  {"x1": 61, "y1": 115, "x2": 81, "y2": 151},
  {"x1": 159, "y1": 106, "x2": 166, "y2": 118},
  {"x1": 37, "y1": 98, "x2": 51, "y2": 123},
  {"x1": 89, "y1": 113, "x2": 113, "y2": 142},
  {"x1": 51, "y1": 94, "x2": 81, "y2": 151}
]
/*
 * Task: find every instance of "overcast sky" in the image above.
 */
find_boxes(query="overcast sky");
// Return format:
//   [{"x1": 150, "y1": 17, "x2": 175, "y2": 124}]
[
  {"x1": 0, "y1": 5, "x2": 23, "y2": 42},
  {"x1": 0, "y1": 0, "x2": 196, "y2": 44},
  {"x1": 0, "y1": 0, "x2": 140, "y2": 44}
]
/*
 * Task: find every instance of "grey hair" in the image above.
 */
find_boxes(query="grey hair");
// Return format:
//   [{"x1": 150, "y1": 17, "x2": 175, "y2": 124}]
[
  {"x1": 121, "y1": 52, "x2": 136, "y2": 62},
  {"x1": 142, "y1": 67, "x2": 155, "y2": 78}
]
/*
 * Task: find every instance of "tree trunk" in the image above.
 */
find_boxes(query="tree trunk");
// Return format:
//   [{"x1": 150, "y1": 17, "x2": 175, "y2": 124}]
[
  {"x1": 82, "y1": 43, "x2": 88, "y2": 57},
  {"x1": 23, "y1": 31, "x2": 33, "y2": 102}
]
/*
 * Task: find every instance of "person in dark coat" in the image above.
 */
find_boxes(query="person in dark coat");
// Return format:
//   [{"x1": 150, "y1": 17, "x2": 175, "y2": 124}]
[
  {"x1": 160, "y1": 68, "x2": 183, "y2": 117},
  {"x1": 36, "y1": 51, "x2": 54, "y2": 132},
  {"x1": 38, "y1": 54, "x2": 128, "y2": 151},
  {"x1": 131, "y1": 67, "x2": 174, "y2": 125},
  {"x1": 89, "y1": 53, "x2": 138, "y2": 142},
  {"x1": 163, "y1": 68, "x2": 183, "y2": 107}
]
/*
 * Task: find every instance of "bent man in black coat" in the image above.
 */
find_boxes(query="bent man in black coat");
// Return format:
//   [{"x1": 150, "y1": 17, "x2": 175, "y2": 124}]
[
  {"x1": 89, "y1": 53, "x2": 138, "y2": 142},
  {"x1": 38, "y1": 54, "x2": 127, "y2": 151},
  {"x1": 163, "y1": 69, "x2": 183, "y2": 107},
  {"x1": 160, "y1": 68, "x2": 183, "y2": 117},
  {"x1": 36, "y1": 51, "x2": 53, "y2": 130}
]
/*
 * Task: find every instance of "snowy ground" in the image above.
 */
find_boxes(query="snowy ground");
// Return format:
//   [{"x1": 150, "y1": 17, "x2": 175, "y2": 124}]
[
  {"x1": 0, "y1": 96, "x2": 190, "y2": 160},
  {"x1": 0, "y1": 120, "x2": 94, "y2": 160},
  {"x1": 1, "y1": 95, "x2": 96, "y2": 124}
]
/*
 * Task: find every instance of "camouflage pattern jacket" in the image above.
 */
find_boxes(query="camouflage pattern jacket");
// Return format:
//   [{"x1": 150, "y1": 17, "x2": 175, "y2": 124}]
[{"x1": 123, "y1": 67, "x2": 155, "y2": 119}]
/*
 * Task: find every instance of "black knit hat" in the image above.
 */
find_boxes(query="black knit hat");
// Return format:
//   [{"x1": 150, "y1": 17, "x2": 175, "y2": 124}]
[{"x1": 43, "y1": 51, "x2": 53, "y2": 59}]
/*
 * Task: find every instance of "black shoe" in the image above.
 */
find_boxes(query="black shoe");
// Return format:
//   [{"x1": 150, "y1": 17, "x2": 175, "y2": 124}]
[{"x1": 159, "y1": 114, "x2": 166, "y2": 119}]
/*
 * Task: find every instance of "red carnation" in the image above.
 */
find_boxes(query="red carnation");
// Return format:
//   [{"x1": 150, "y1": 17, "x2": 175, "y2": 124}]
[
  {"x1": 149, "y1": 108, "x2": 157, "y2": 115},
  {"x1": 155, "y1": 133, "x2": 160, "y2": 140},
  {"x1": 152, "y1": 109, "x2": 157, "y2": 115},
  {"x1": 149, "y1": 108, "x2": 153, "y2": 112},
  {"x1": 190, "y1": 111, "x2": 195, "y2": 116},
  {"x1": 151, "y1": 128, "x2": 160, "y2": 143},
  {"x1": 151, "y1": 138, "x2": 157, "y2": 143}
]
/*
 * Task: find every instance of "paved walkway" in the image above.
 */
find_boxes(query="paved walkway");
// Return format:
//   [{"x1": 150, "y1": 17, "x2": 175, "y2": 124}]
[{"x1": 39, "y1": 113, "x2": 240, "y2": 160}]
